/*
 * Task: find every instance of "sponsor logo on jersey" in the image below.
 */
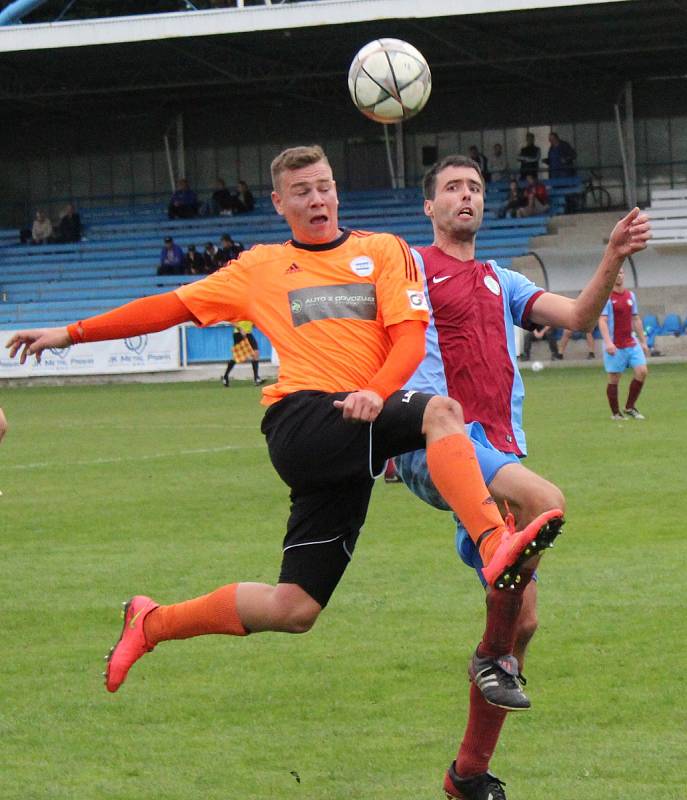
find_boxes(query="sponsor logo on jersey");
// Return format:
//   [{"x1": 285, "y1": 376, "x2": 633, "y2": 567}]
[
  {"x1": 288, "y1": 284, "x2": 377, "y2": 327},
  {"x1": 407, "y1": 290, "x2": 429, "y2": 311},
  {"x1": 432, "y1": 275, "x2": 451, "y2": 284},
  {"x1": 484, "y1": 275, "x2": 501, "y2": 295},
  {"x1": 350, "y1": 255, "x2": 374, "y2": 277},
  {"x1": 285, "y1": 262, "x2": 302, "y2": 274}
]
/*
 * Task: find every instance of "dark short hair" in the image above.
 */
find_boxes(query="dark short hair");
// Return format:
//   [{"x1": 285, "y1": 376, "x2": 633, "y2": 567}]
[
  {"x1": 164, "y1": 236, "x2": 173, "y2": 243},
  {"x1": 422, "y1": 155, "x2": 484, "y2": 200}
]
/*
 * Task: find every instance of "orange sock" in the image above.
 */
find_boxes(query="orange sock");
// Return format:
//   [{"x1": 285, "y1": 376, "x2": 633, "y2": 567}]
[
  {"x1": 144, "y1": 583, "x2": 248, "y2": 645},
  {"x1": 426, "y1": 434, "x2": 506, "y2": 565}
]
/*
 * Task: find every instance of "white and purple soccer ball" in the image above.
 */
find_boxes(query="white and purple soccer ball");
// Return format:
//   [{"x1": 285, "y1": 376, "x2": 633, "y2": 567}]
[{"x1": 348, "y1": 38, "x2": 432, "y2": 124}]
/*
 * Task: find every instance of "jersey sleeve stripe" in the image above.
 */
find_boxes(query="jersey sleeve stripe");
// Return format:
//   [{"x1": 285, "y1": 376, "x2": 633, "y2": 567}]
[{"x1": 396, "y1": 236, "x2": 417, "y2": 282}]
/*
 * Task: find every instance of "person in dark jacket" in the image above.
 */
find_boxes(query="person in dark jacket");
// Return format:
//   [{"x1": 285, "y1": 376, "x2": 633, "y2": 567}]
[
  {"x1": 168, "y1": 178, "x2": 199, "y2": 219},
  {"x1": 157, "y1": 237, "x2": 185, "y2": 275},
  {"x1": 56, "y1": 204, "x2": 82, "y2": 243}
]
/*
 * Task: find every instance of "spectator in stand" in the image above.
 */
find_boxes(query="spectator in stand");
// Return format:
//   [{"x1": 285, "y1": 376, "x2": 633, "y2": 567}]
[
  {"x1": 184, "y1": 244, "x2": 205, "y2": 275},
  {"x1": 489, "y1": 143, "x2": 507, "y2": 182},
  {"x1": 468, "y1": 145, "x2": 490, "y2": 182},
  {"x1": 234, "y1": 179, "x2": 255, "y2": 213},
  {"x1": 497, "y1": 179, "x2": 526, "y2": 219},
  {"x1": 517, "y1": 132, "x2": 541, "y2": 178},
  {"x1": 210, "y1": 178, "x2": 235, "y2": 216},
  {"x1": 215, "y1": 234, "x2": 244, "y2": 267},
  {"x1": 558, "y1": 328, "x2": 596, "y2": 359},
  {"x1": 520, "y1": 324, "x2": 561, "y2": 362},
  {"x1": 544, "y1": 132, "x2": 577, "y2": 178},
  {"x1": 157, "y1": 236, "x2": 185, "y2": 275},
  {"x1": 168, "y1": 178, "x2": 199, "y2": 220},
  {"x1": 55, "y1": 203, "x2": 82, "y2": 243},
  {"x1": 517, "y1": 173, "x2": 549, "y2": 217},
  {"x1": 31, "y1": 210, "x2": 53, "y2": 244},
  {"x1": 203, "y1": 241, "x2": 219, "y2": 273}
]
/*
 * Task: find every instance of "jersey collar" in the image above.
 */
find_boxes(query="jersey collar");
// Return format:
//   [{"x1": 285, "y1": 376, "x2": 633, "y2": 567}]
[{"x1": 290, "y1": 228, "x2": 351, "y2": 251}]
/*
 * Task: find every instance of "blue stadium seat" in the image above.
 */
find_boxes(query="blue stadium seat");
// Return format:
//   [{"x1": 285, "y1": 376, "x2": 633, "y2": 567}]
[
  {"x1": 643, "y1": 314, "x2": 660, "y2": 348},
  {"x1": 661, "y1": 313, "x2": 683, "y2": 336}
]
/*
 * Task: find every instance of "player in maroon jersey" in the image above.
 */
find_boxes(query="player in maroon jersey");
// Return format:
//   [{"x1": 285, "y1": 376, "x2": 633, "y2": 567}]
[
  {"x1": 394, "y1": 155, "x2": 651, "y2": 800},
  {"x1": 599, "y1": 267, "x2": 650, "y2": 419}
]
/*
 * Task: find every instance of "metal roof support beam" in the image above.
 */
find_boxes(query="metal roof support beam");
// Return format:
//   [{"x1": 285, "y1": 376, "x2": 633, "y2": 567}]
[{"x1": 0, "y1": 0, "x2": 49, "y2": 26}]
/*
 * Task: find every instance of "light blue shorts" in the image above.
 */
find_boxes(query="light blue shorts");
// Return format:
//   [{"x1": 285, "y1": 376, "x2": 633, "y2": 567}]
[
  {"x1": 395, "y1": 422, "x2": 519, "y2": 587},
  {"x1": 603, "y1": 343, "x2": 646, "y2": 373}
]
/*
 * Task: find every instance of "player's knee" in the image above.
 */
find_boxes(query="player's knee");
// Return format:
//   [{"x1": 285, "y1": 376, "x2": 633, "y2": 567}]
[
  {"x1": 277, "y1": 605, "x2": 320, "y2": 634},
  {"x1": 528, "y1": 482, "x2": 566, "y2": 517},
  {"x1": 423, "y1": 395, "x2": 465, "y2": 436}
]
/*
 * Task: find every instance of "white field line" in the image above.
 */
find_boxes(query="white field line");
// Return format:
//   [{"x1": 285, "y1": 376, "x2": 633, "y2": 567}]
[{"x1": 5, "y1": 444, "x2": 264, "y2": 471}]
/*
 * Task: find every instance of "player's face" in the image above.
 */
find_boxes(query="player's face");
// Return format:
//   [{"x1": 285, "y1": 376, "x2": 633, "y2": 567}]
[
  {"x1": 424, "y1": 166, "x2": 484, "y2": 241},
  {"x1": 614, "y1": 267, "x2": 625, "y2": 290},
  {"x1": 272, "y1": 161, "x2": 340, "y2": 244}
]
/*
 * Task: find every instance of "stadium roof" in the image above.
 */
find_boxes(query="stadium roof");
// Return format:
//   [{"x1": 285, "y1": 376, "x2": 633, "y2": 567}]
[
  {"x1": 2, "y1": 0, "x2": 686, "y2": 118},
  {"x1": 0, "y1": 0, "x2": 633, "y2": 51}
]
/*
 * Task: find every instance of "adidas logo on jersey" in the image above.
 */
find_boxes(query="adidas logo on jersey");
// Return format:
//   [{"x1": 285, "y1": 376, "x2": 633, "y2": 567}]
[{"x1": 285, "y1": 262, "x2": 302, "y2": 274}]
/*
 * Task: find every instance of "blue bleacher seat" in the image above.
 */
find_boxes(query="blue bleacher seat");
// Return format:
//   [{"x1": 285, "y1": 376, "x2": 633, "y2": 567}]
[
  {"x1": 661, "y1": 313, "x2": 682, "y2": 336},
  {"x1": 642, "y1": 314, "x2": 660, "y2": 348}
]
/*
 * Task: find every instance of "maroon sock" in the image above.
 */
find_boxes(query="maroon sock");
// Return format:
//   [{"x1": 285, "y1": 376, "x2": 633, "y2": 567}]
[
  {"x1": 625, "y1": 378, "x2": 644, "y2": 410},
  {"x1": 606, "y1": 383, "x2": 620, "y2": 414},
  {"x1": 455, "y1": 683, "x2": 508, "y2": 778},
  {"x1": 477, "y1": 589, "x2": 523, "y2": 658}
]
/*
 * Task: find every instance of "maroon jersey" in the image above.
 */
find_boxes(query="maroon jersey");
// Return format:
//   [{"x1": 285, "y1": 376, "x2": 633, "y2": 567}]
[
  {"x1": 603, "y1": 289, "x2": 637, "y2": 349},
  {"x1": 410, "y1": 246, "x2": 542, "y2": 455}
]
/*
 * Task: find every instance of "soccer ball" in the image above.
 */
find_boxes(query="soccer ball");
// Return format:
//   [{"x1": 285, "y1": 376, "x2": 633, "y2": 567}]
[
  {"x1": 531, "y1": 361, "x2": 545, "y2": 372},
  {"x1": 348, "y1": 38, "x2": 432, "y2": 124}
]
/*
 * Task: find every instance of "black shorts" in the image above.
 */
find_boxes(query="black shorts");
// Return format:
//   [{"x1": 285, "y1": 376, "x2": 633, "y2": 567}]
[
  {"x1": 261, "y1": 389, "x2": 432, "y2": 606},
  {"x1": 233, "y1": 331, "x2": 258, "y2": 351}
]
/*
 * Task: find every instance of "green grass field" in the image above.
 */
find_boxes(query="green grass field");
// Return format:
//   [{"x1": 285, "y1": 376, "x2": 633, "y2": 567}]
[{"x1": 1, "y1": 364, "x2": 685, "y2": 800}]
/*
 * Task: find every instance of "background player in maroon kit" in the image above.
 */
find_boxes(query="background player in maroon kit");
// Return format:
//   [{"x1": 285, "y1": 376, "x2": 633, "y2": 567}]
[{"x1": 599, "y1": 266, "x2": 650, "y2": 419}]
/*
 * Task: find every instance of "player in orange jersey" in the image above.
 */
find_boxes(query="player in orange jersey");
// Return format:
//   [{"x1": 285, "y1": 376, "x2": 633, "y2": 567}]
[{"x1": 7, "y1": 146, "x2": 562, "y2": 701}]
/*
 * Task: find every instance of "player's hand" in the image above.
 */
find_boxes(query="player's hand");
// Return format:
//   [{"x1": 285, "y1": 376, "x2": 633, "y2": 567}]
[
  {"x1": 606, "y1": 343, "x2": 617, "y2": 356},
  {"x1": 608, "y1": 207, "x2": 652, "y2": 258},
  {"x1": 641, "y1": 342, "x2": 650, "y2": 356},
  {"x1": 333, "y1": 390, "x2": 384, "y2": 423},
  {"x1": 5, "y1": 327, "x2": 71, "y2": 364}
]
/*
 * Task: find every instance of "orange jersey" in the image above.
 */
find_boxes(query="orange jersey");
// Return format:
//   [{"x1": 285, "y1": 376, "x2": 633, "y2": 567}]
[{"x1": 176, "y1": 229, "x2": 429, "y2": 404}]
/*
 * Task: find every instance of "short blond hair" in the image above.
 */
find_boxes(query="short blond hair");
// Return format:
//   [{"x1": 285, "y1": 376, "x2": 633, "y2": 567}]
[{"x1": 270, "y1": 145, "x2": 329, "y2": 191}]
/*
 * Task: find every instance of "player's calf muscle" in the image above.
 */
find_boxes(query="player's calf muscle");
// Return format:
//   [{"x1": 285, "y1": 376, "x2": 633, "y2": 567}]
[{"x1": 492, "y1": 466, "x2": 565, "y2": 525}]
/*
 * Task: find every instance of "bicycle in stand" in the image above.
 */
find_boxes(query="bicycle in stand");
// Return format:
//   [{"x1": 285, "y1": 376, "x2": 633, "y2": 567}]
[{"x1": 581, "y1": 169, "x2": 612, "y2": 211}]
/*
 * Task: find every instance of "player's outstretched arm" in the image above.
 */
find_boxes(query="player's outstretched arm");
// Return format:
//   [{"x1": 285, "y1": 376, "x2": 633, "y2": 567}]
[
  {"x1": 529, "y1": 207, "x2": 651, "y2": 331},
  {"x1": 5, "y1": 292, "x2": 195, "y2": 365}
]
